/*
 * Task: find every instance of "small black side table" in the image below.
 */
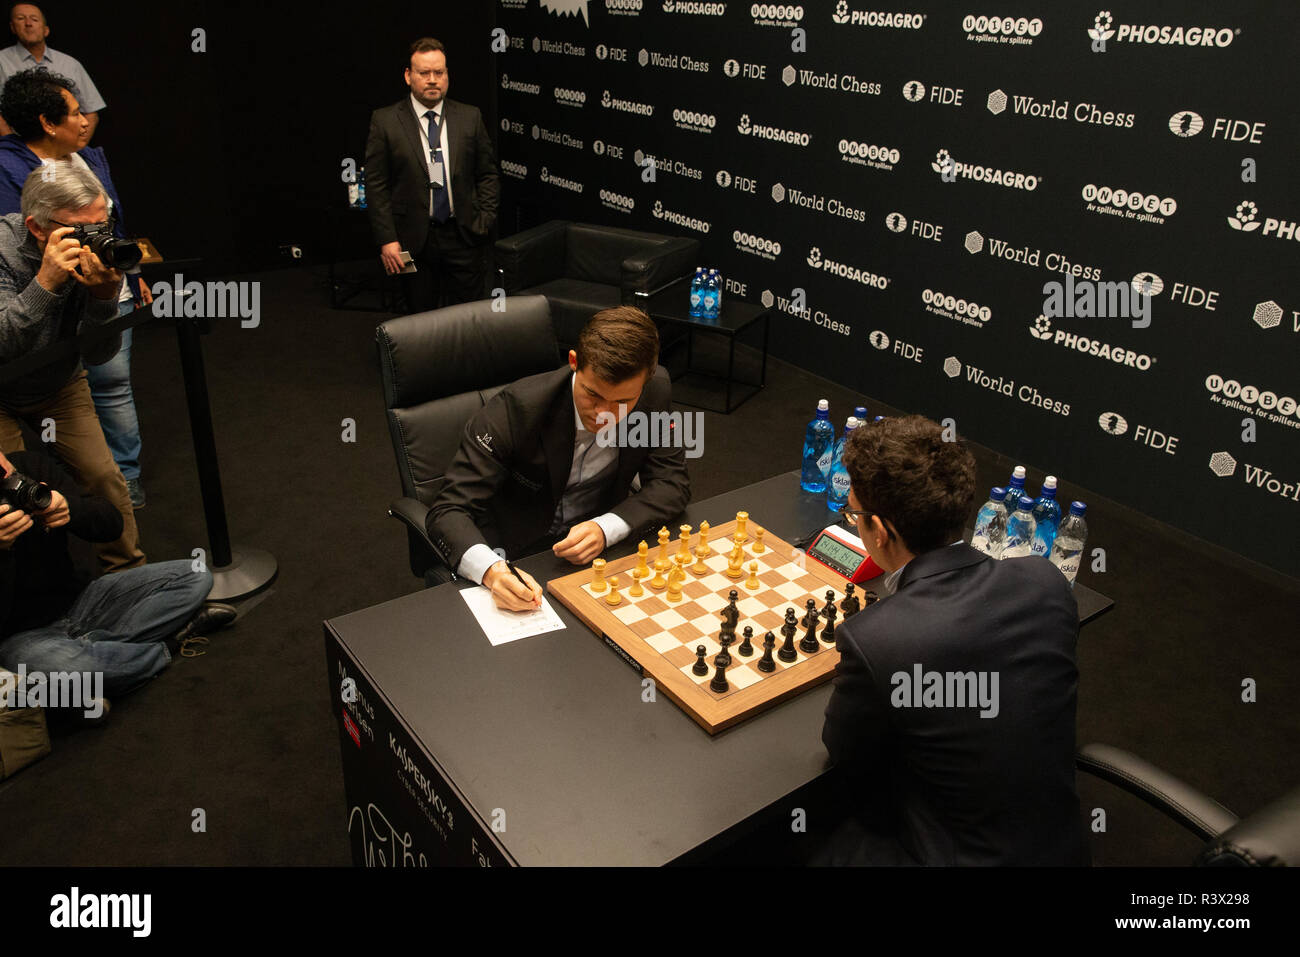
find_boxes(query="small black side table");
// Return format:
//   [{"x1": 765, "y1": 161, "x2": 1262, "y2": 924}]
[{"x1": 637, "y1": 279, "x2": 771, "y2": 414}]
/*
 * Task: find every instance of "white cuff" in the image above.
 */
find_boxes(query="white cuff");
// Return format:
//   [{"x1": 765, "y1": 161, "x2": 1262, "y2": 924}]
[
  {"x1": 458, "y1": 543, "x2": 504, "y2": 585},
  {"x1": 592, "y1": 513, "x2": 632, "y2": 549}
]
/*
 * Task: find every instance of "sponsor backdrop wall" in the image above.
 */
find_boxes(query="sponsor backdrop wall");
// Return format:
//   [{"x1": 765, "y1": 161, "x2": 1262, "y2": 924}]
[{"x1": 495, "y1": 0, "x2": 1298, "y2": 579}]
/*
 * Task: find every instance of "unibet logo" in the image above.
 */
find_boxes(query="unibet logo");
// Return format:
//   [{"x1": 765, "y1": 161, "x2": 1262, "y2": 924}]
[
  {"x1": 734, "y1": 230, "x2": 782, "y2": 259},
  {"x1": 1082, "y1": 184, "x2": 1177, "y2": 218},
  {"x1": 963, "y1": 15, "x2": 1042, "y2": 37},
  {"x1": 752, "y1": 3, "x2": 805, "y2": 26},
  {"x1": 1253, "y1": 300, "x2": 1283, "y2": 330},
  {"x1": 1169, "y1": 110, "x2": 1204, "y2": 137},
  {"x1": 500, "y1": 160, "x2": 528, "y2": 179},
  {"x1": 902, "y1": 80, "x2": 926, "y2": 102},
  {"x1": 606, "y1": 0, "x2": 643, "y2": 12},
  {"x1": 1098, "y1": 412, "x2": 1129, "y2": 436},
  {"x1": 553, "y1": 87, "x2": 587, "y2": 106},
  {"x1": 964, "y1": 231, "x2": 984, "y2": 254},
  {"x1": 1205, "y1": 374, "x2": 1300, "y2": 422},
  {"x1": 807, "y1": 246, "x2": 822, "y2": 267},
  {"x1": 598, "y1": 188, "x2": 635, "y2": 213},
  {"x1": 922, "y1": 289, "x2": 992, "y2": 326},
  {"x1": 1131, "y1": 272, "x2": 1164, "y2": 297},
  {"x1": 1030, "y1": 315, "x2": 1053, "y2": 340},
  {"x1": 870, "y1": 330, "x2": 890, "y2": 350},
  {"x1": 885, "y1": 212, "x2": 907, "y2": 232},
  {"x1": 943, "y1": 357, "x2": 962, "y2": 378},
  {"x1": 1208, "y1": 451, "x2": 1237, "y2": 478},
  {"x1": 987, "y1": 89, "x2": 1007, "y2": 115}
]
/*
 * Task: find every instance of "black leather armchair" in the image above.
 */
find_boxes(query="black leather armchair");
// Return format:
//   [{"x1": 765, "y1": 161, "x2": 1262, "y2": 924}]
[
  {"x1": 1077, "y1": 743, "x2": 1300, "y2": 865},
  {"x1": 376, "y1": 295, "x2": 561, "y2": 586},
  {"x1": 495, "y1": 221, "x2": 700, "y2": 347}
]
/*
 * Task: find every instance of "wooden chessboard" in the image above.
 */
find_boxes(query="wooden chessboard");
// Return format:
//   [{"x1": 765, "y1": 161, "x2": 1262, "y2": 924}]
[{"x1": 547, "y1": 517, "x2": 848, "y2": 734}]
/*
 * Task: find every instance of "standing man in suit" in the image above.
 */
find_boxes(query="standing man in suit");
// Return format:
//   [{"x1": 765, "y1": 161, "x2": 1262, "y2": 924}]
[
  {"x1": 427, "y1": 307, "x2": 691, "y2": 610},
  {"x1": 365, "y1": 37, "x2": 499, "y2": 311},
  {"x1": 819, "y1": 415, "x2": 1087, "y2": 865}
]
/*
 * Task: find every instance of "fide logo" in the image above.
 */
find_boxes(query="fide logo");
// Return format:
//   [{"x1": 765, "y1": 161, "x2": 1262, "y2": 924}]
[
  {"x1": 807, "y1": 246, "x2": 822, "y2": 267},
  {"x1": 716, "y1": 169, "x2": 732, "y2": 187},
  {"x1": 1131, "y1": 272, "x2": 1164, "y2": 297},
  {"x1": 1030, "y1": 315, "x2": 1053, "y2": 340},
  {"x1": 869, "y1": 330, "x2": 890, "y2": 350},
  {"x1": 593, "y1": 140, "x2": 605, "y2": 155},
  {"x1": 885, "y1": 212, "x2": 907, "y2": 232},
  {"x1": 902, "y1": 80, "x2": 926, "y2": 102},
  {"x1": 1208, "y1": 451, "x2": 1238, "y2": 478},
  {"x1": 1227, "y1": 201, "x2": 1261, "y2": 231},
  {"x1": 833, "y1": 0, "x2": 849, "y2": 24},
  {"x1": 596, "y1": 44, "x2": 608, "y2": 59},
  {"x1": 724, "y1": 58, "x2": 740, "y2": 76},
  {"x1": 1169, "y1": 110, "x2": 1204, "y2": 137},
  {"x1": 500, "y1": 117, "x2": 510, "y2": 131},
  {"x1": 1098, "y1": 412, "x2": 1129, "y2": 436}
]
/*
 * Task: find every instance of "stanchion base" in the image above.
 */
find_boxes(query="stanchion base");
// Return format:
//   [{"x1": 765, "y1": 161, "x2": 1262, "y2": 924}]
[{"x1": 208, "y1": 546, "x2": 278, "y2": 602}]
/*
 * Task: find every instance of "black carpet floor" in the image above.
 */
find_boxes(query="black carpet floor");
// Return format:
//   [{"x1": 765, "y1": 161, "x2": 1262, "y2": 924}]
[{"x1": 1, "y1": 265, "x2": 1296, "y2": 866}]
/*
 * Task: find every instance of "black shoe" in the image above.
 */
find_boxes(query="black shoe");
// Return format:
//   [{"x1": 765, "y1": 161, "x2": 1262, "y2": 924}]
[
  {"x1": 126, "y1": 478, "x2": 146, "y2": 509},
  {"x1": 167, "y1": 602, "x2": 237, "y2": 655}
]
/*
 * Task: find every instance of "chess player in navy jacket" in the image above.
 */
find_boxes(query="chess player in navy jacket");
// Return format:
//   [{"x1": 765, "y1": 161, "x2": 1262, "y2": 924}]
[
  {"x1": 819, "y1": 415, "x2": 1087, "y2": 866},
  {"x1": 427, "y1": 307, "x2": 690, "y2": 611}
]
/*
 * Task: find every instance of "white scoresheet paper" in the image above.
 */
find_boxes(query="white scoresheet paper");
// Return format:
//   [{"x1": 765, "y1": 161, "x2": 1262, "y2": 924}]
[{"x1": 459, "y1": 587, "x2": 567, "y2": 646}]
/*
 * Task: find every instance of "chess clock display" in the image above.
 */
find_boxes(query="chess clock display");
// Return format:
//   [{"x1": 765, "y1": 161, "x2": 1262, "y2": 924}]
[{"x1": 805, "y1": 524, "x2": 884, "y2": 584}]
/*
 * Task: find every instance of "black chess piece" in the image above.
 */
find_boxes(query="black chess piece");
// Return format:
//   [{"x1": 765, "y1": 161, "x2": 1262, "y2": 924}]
[
  {"x1": 864, "y1": 589, "x2": 880, "y2": 606},
  {"x1": 693, "y1": 645, "x2": 709, "y2": 676},
  {"x1": 799, "y1": 603, "x2": 820, "y2": 654},
  {"x1": 710, "y1": 659, "x2": 730, "y2": 693},
  {"x1": 840, "y1": 582, "x2": 861, "y2": 619},
  {"x1": 781, "y1": 607, "x2": 798, "y2": 640},
  {"x1": 781, "y1": 622, "x2": 800, "y2": 662},
  {"x1": 822, "y1": 590, "x2": 837, "y2": 619},
  {"x1": 820, "y1": 601, "x2": 838, "y2": 644},
  {"x1": 738, "y1": 625, "x2": 754, "y2": 657},
  {"x1": 715, "y1": 635, "x2": 732, "y2": 670},
  {"x1": 720, "y1": 592, "x2": 740, "y2": 637},
  {"x1": 758, "y1": 632, "x2": 777, "y2": 672}
]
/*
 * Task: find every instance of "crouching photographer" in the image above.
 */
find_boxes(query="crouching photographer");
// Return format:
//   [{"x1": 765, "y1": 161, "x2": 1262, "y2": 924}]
[
  {"x1": 0, "y1": 447, "x2": 235, "y2": 722},
  {"x1": 0, "y1": 163, "x2": 143, "y2": 573}
]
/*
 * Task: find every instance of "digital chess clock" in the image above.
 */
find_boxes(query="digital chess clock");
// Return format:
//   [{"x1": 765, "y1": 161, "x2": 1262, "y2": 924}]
[{"x1": 806, "y1": 524, "x2": 884, "y2": 584}]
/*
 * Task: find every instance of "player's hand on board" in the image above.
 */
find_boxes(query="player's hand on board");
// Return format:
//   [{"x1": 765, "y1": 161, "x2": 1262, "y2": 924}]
[
  {"x1": 553, "y1": 521, "x2": 606, "y2": 565},
  {"x1": 483, "y1": 561, "x2": 543, "y2": 612}
]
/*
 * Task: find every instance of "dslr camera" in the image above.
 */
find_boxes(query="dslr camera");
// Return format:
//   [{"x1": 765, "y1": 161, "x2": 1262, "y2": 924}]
[
  {"x1": 70, "y1": 222, "x2": 143, "y2": 270},
  {"x1": 0, "y1": 471, "x2": 53, "y2": 513}
]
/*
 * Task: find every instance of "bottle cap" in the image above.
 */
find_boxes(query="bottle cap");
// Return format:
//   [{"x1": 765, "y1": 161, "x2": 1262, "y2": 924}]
[
  {"x1": 990, "y1": 487, "x2": 1007, "y2": 501},
  {"x1": 1012, "y1": 466, "x2": 1027, "y2": 480},
  {"x1": 854, "y1": 406, "x2": 868, "y2": 420},
  {"x1": 817, "y1": 399, "x2": 829, "y2": 411},
  {"x1": 1018, "y1": 495, "x2": 1035, "y2": 511},
  {"x1": 1069, "y1": 501, "x2": 1087, "y2": 516}
]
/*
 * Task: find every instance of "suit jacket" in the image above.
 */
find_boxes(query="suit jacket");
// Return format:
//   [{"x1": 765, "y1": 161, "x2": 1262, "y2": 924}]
[
  {"x1": 426, "y1": 366, "x2": 691, "y2": 570},
  {"x1": 821, "y1": 544, "x2": 1088, "y2": 865},
  {"x1": 363, "y1": 96, "x2": 499, "y2": 253}
]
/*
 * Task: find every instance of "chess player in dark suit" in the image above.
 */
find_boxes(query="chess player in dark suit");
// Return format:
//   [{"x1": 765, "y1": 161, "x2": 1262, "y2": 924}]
[
  {"x1": 427, "y1": 307, "x2": 691, "y2": 611},
  {"x1": 364, "y1": 37, "x2": 499, "y2": 310},
  {"x1": 818, "y1": 415, "x2": 1087, "y2": 865}
]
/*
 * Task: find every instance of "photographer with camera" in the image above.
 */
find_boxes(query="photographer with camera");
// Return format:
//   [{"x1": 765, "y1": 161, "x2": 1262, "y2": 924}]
[
  {"x1": 0, "y1": 163, "x2": 143, "y2": 573},
  {"x1": 0, "y1": 69, "x2": 151, "y2": 508},
  {"x1": 0, "y1": 446, "x2": 234, "y2": 721}
]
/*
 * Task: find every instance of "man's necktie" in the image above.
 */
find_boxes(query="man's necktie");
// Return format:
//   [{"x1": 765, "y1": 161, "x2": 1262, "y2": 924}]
[{"x1": 425, "y1": 109, "x2": 451, "y2": 224}]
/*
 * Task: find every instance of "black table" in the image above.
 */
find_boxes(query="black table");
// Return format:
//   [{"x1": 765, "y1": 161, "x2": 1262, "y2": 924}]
[
  {"x1": 324, "y1": 472, "x2": 1112, "y2": 866},
  {"x1": 638, "y1": 278, "x2": 771, "y2": 414}
]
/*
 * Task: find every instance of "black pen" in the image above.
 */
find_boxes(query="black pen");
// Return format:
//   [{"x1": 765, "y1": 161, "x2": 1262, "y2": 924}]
[{"x1": 506, "y1": 561, "x2": 541, "y2": 606}]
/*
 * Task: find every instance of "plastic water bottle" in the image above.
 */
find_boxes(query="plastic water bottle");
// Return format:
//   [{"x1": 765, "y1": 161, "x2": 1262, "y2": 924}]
[
  {"x1": 800, "y1": 399, "x2": 835, "y2": 493},
  {"x1": 1005, "y1": 466, "x2": 1028, "y2": 513},
  {"x1": 688, "y1": 267, "x2": 705, "y2": 318},
  {"x1": 971, "y1": 487, "x2": 1009, "y2": 558},
  {"x1": 357, "y1": 166, "x2": 367, "y2": 209},
  {"x1": 1002, "y1": 495, "x2": 1037, "y2": 559},
  {"x1": 826, "y1": 417, "x2": 859, "y2": 511},
  {"x1": 702, "y1": 269, "x2": 721, "y2": 319},
  {"x1": 1049, "y1": 502, "x2": 1089, "y2": 587},
  {"x1": 1030, "y1": 476, "x2": 1063, "y2": 558}
]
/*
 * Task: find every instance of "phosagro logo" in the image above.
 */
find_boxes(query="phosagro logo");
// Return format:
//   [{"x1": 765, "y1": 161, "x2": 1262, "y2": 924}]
[
  {"x1": 599, "y1": 188, "x2": 635, "y2": 214},
  {"x1": 838, "y1": 138, "x2": 899, "y2": 170},
  {"x1": 662, "y1": 0, "x2": 727, "y2": 14},
  {"x1": 752, "y1": 3, "x2": 804, "y2": 26},
  {"x1": 1081, "y1": 183, "x2": 1177, "y2": 225},
  {"x1": 539, "y1": 166, "x2": 584, "y2": 193},
  {"x1": 931, "y1": 148, "x2": 1039, "y2": 190},
  {"x1": 1098, "y1": 411, "x2": 1129, "y2": 435},
  {"x1": 1205, "y1": 374, "x2": 1300, "y2": 429},
  {"x1": 734, "y1": 229, "x2": 783, "y2": 261},
  {"x1": 834, "y1": 5, "x2": 925, "y2": 28},
  {"x1": 652, "y1": 200, "x2": 711, "y2": 233},
  {"x1": 963, "y1": 14, "x2": 1043, "y2": 45},
  {"x1": 807, "y1": 244, "x2": 890, "y2": 289},
  {"x1": 1169, "y1": 110, "x2": 1205, "y2": 137},
  {"x1": 500, "y1": 74, "x2": 541, "y2": 95},
  {"x1": 737, "y1": 113, "x2": 810, "y2": 146},
  {"x1": 1029, "y1": 314, "x2": 1156, "y2": 371},
  {"x1": 600, "y1": 89, "x2": 654, "y2": 115},
  {"x1": 1088, "y1": 10, "x2": 1238, "y2": 48},
  {"x1": 1227, "y1": 201, "x2": 1300, "y2": 242}
]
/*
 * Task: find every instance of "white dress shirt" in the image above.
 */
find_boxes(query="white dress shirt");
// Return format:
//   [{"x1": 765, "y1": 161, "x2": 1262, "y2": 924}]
[{"x1": 409, "y1": 94, "x2": 454, "y2": 219}]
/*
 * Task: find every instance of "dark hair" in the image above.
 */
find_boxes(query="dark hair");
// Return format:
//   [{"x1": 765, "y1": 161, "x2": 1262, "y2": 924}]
[
  {"x1": 409, "y1": 37, "x2": 446, "y2": 63},
  {"x1": 841, "y1": 415, "x2": 978, "y2": 554},
  {"x1": 575, "y1": 307, "x2": 659, "y2": 382},
  {"x1": 0, "y1": 68, "x2": 74, "y2": 141}
]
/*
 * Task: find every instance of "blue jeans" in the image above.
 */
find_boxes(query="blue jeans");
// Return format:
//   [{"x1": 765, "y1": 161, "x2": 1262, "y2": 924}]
[
  {"x1": 84, "y1": 301, "x2": 142, "y2": 481},
  {"x1": 0, "y1": 560, "x2": 212, "y2": 699}
]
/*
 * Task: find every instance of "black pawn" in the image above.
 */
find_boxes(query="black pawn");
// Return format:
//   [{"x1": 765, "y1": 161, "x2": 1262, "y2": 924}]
[
  {"x1": 780, "y1": 623, "x2": 800, "y2": 662},
  {"x1": 781, "y1": 607, "x2": 798, "y2": 641},
  {"x1": 821, "y1": 602, "x2": 838, "y2": 644},
  {"x1": 738, "y1": 625, "x2": 754, "y2": 657},
  {"x1": 710, "y1": 659, "x2": 730, "y2": 693},
  {"x1": 822, "y1": 589, "x2": 837, "y2": 620},
  {"x1": 799, "y1": 606, "x2": 820, "y2": 654},
  {"x1": 758, "y1": 632, "x2": 777, "y2": 672},
  {"x1": 715, "y1": 638, "x2": 732, "y2": 670},
  {"x1": 801, "y1": 598, "x2": 818, "y2": 629},
  {"x1": 693, "y1": 645, "x2": 709, "y2": 676}
]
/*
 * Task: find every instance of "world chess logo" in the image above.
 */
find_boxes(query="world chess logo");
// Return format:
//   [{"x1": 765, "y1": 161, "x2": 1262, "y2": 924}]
[
  {"x1": 761, "y1": 289, "x2": 775, "y2": 308},
  {"x1": 869, "y1": 330, "x2": 890, "y2": 350},
  {"x1": 633, "y1": 149, "x2": 646, "y2": 166},
  {"x1": 1253, "y1": 300, "x2": 1284, "y2": 330},
  {"x1": 931, "y1": 149, "x2": 954, "y2": 175},
  {"x1": 782, "y1": 65, "x2": 797, "y2": 87},
  {"x1": 1168, "y1": 110, "x2": 1204, "y2": 137},
  {"x1": 1131, "y1": 272, "x2": 1164, "y2": 298},
  {"x1": 1208, "y1": 451, "x2": 1238, "y2": 478},
  {"x1": 531, "y1": 125, "x2": 540, "y2": 139},
  {"x1": 943, "y1": 357, "x2": 962, "y2": 378},
  {"x1": 902, "y1": 80, "x2": 926, "y2": 102},
  {"x1": 724, "y1": 58, "x2": 740, "y2": 77},
  {"x1": 964, "y1": 231, "x2": 984, "y2": 254},
  {"x1": 532, "y1": 36, "x2": 541, "y2": 52},
  {"x1": 770, "y1": 182, "x2": 786, "y2": 203},
  {"x1": 601, "y1": 89, "x2": 612, "y2": 107},
  {"x1": 716, "y1": 169, "x2": 732, "y2": 187},
  {"x1": 596, "y1": 44, "x2": 608, "y2": 59},
  {"x1": 885, "y1": 212, "x2": 908, "y2": 233},
  {"x1": 833, "y1": 0, "x2": 850, "y2": 24},
  {"x1": 1097, "y1": 412, "x2": 1129, "y2": 436},
  {"x1": 987, "y1": 89, "x2": 1007, "y2": 115},
  {"x1": 1030, "y1": 315, "x2": 1053, "y2": 340},
  {"x1": 1227, "y1": 200, "x2": 1260, "y2": 231},
  {"x1": 638, "y1": 48, "x2": 649, "y2": 67},
  {"x1": 737, "y1": 113, "x2": 752, "y2": 134},
  {"x1": 806, "y1": 247, "x2": 822, "y2": 267},
  {"x1": 593, "y1": 139, "x2": 606, "y2": 155},
  {"x1": 1087, "y1": 10, "x2": 1115, "y2": 44}
]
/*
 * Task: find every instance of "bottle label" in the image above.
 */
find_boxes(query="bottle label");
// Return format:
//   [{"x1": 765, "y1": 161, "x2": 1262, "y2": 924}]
[
  {"x1": 817, "y1": 451, "x2": 833, "y2": 472},
  {"x1": 690, "y1": 292, "x2": 702, "y2": 306},
  {"x1": 830, "y1": 472, "x2": 851, "y2": 495},
  {"x1": 1003, "y1": 540, "x2": 1033, "y2": 559},
  {"x1": 1030, "y1": 536, "x2": 1051, "y2": 558},
  {"x1": 1054, "y1": 554, "x2": 1081, "y2": 582}
]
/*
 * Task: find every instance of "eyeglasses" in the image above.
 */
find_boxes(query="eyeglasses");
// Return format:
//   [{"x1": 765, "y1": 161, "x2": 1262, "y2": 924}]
[{"x1": 842, "y1": 506, "x2": 895, "y2": 541}]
